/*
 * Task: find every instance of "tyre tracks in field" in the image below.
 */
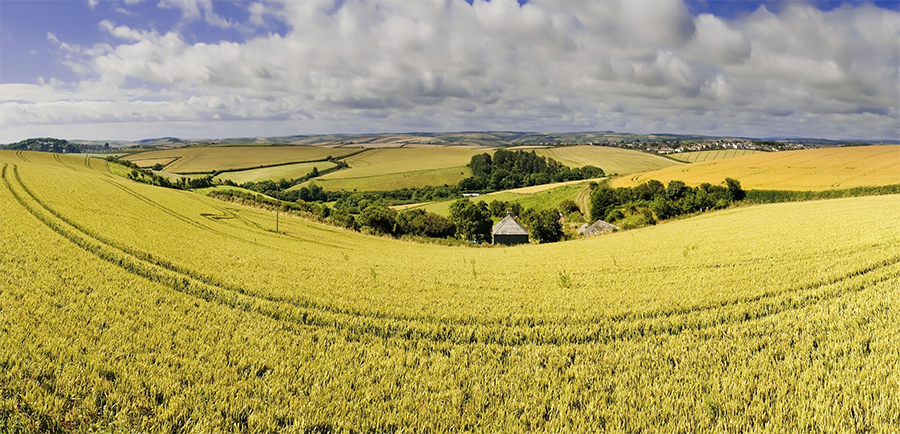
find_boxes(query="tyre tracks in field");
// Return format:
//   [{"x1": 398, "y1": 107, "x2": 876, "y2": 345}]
[
  {"x1": 53, "y1": 153, "x2": 78, "y2": 172},
  {"x1": 5, "y1": 162, "x2": 900, "y2": 347},
  {"x1": 95, "y1": 174, "x2": 346, "y2": 251},
  {"x1": 96, "y1": 174, "x2": 332, "y2": 252}
]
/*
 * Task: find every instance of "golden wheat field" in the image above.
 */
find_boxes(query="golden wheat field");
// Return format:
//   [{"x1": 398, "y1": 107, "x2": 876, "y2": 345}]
[
  {"x1": 2, "y1": 150, "x2": 899, "y2": 433},
  {"x1": 614, "y1": 145, "x2": 900, "y2": 190}
]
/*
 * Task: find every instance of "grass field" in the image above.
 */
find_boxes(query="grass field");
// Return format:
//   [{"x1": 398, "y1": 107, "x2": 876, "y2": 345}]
[
  {"x1": 304, "y1": 147, "x2": 484, "y2": 191},
  {"x1": 669, "y1": 149, "x2": 763, "y2": 163},
  {"x1": 534, "y1": 145, "x2": 682, "y2": 175},
  {"x1": 124, "y1": 146, "x2": 357, "y2": 173},
  {"x1": 615, "y1": 145, "x2": 900, "y2": 190},
  {"x1": 214, "y1": 161, "x2": 337, "y2": 184},
  {"x1": 3, "y1": 150, "x2": 899, "y2": 432}
]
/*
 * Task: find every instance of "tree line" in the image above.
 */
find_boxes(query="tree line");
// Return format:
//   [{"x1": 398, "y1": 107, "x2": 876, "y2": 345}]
[
  {"x1": 590, "y1": 178, "x2": 744, "y2": 229},
  {"x1": 113, "y1": 158, "x2": 216, "y2": 190},
  {"x1": 4, "y1": 137, "x2": 83, "y2": 153}
]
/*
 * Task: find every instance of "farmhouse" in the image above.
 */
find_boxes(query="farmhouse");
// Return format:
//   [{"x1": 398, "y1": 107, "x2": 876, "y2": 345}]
[
  {"x1": 578, "y1": 219, "x2": 619, "y2": 236},
  {"x1": 492, "y1": 212, "x2": 529, "y2": 245}
]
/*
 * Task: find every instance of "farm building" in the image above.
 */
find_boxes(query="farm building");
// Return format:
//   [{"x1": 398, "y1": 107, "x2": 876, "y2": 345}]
[
  {"x1": 492, "y1": 212, "x2": 529, "y2": 245},
  {"x1": 578, "y1": 219, "x2": 619, "y2": 236}
]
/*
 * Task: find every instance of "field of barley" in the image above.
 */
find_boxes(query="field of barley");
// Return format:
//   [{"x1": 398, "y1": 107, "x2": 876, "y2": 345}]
[
  {"x1": 2, "y1": 150, "x2": 899, "y2": 433},
  {"x1": 615, "y1": 145, "x2": 900, "y2": 190}
]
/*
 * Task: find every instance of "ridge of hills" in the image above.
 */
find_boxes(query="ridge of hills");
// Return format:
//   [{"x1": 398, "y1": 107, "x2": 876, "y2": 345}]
[{"x1": 6, "y1": 131, "x2": 893, "y2": 150}]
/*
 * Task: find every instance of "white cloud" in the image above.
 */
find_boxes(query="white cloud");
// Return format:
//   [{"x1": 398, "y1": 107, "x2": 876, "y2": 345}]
[
  {"x1": 3, "y1": 0, "x2": 899, "y2": 142},
  {"x1": 157, "y1": 0, "x2": 232, "y2": 28},
  {"x1": 99, "y1": 20, "x2": 150, "y2": 41},
  {"x1": 115, "y1": 7, "x2": 139, "y2": 17}
]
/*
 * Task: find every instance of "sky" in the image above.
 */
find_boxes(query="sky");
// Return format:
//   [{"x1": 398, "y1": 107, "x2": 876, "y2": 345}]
[{"x1": 1, "y1": 0, "x2": 898, "y2": 143}]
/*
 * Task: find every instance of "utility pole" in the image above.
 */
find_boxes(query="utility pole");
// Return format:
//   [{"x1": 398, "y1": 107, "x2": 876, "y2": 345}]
[{"x1": 276, "y1": 207, "x2": 279, "y2": 234}]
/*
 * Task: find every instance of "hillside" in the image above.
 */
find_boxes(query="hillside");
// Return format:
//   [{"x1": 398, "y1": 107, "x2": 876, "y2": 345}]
[
  {"x1": 415, "y1": 179, "x2": 599, "y2": 217},
  {"x1": 614, "y1": 145, "x2": 900, "y2": 190},
  {"x1": 533, "y1": 145, "x2": 681, "y2": 175},
  {"x1": 298, "y1": 147, "x2": 483, "y2": 191},
  {"x1": 668, "y1": 149, "x2": 763, "y2": 163},
  {"x1": 3, "y1": 150, "x2": 899, "y2": 432},
  {"x1": 123, "y1": 146, "x2": 357, "y2": 173}
]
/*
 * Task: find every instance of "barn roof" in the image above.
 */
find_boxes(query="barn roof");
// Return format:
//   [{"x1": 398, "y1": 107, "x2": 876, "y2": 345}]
[
  {"x1": 578, "y1": 219, "x2": 619, "y2": 236},
  {"x1": 492, "y1": 212, "x2": 529, "y2": 236}
]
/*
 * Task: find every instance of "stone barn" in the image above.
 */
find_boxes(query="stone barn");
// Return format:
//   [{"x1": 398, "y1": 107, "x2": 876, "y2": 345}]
[
  {"x1": 492, "y1": 211, "x2": 529, "y2": 245},
  {"x1": 578, "y1": 219, "x2": 620, "y2": 236}
]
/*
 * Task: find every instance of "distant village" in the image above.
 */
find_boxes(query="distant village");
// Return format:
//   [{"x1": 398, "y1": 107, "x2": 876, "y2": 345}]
[
  {"x1": 535, "y1": 139, "x2": 819, "y2": 155},
  {"x1": 621, "y1": 139, "x2": 810, "y2": 155}
]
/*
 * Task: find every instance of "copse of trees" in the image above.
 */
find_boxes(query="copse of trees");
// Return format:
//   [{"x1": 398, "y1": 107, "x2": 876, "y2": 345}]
[
  {"x1": 521, "y1": 208, "x2": 564, "y2": 243},
  {"x1": 395, "y1": 208, "x2": 457, "y2": 238},
  {"x1": 356, "y1": 205, "x2": 398, "y2": 235},
  {"x1": 459, "y1": 149, "x2": 604, "y2": 192},
  {"x1": 590, "y1": 178, "x2": 744, "y2": 228},
  {"x1": 449, "y1": 199, "x2": 493, "y2": 243},
  {"x1": 328, "y1": 203, "x2": 457, "y2": 240},
  {"x1": 487, "y1": 200, "x2": 523, "y2": 218}
]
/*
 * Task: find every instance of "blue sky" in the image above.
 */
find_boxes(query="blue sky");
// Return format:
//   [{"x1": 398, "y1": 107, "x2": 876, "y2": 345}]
[{"x1": 1, "y1": 0, "x2": 898, "y2": 142}]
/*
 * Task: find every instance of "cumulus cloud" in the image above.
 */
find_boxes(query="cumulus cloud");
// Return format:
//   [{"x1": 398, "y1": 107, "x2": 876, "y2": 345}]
[{"x1": 2, "y1": 0, "x2": 898, "y2": 142}]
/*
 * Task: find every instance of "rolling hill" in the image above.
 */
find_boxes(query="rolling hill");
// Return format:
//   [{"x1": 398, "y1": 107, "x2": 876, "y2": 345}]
[
  {"x1": 3, "y1": 150, "x2": 899, "y2": 431},
  {"x1": 534, "y1": 145, "x2": 682, "y2": 175}
]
